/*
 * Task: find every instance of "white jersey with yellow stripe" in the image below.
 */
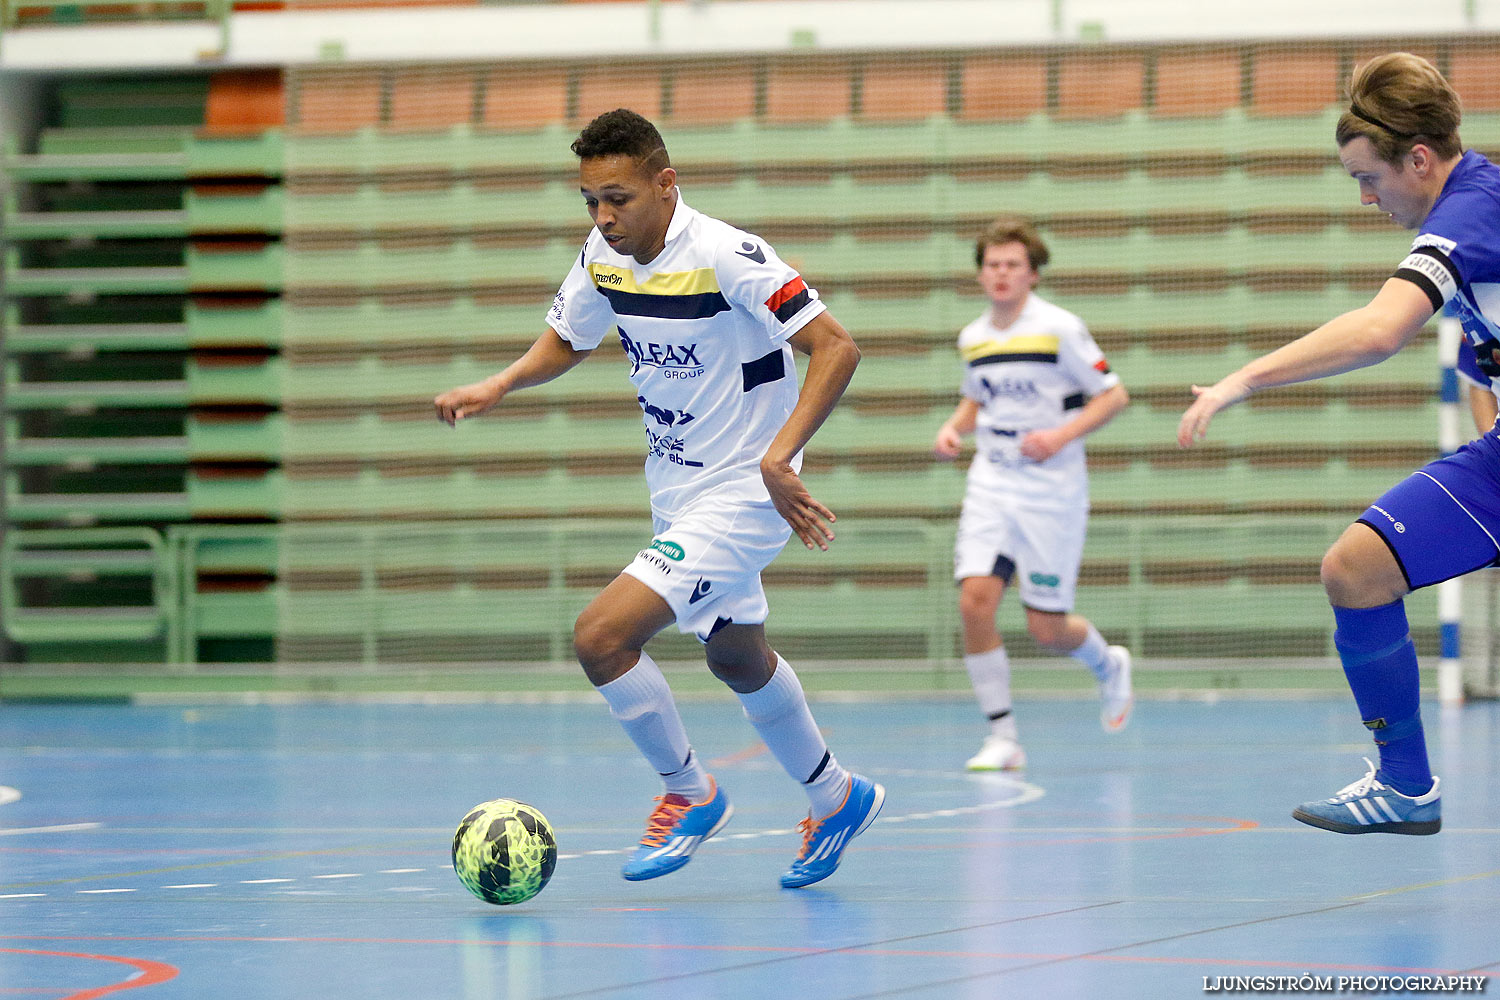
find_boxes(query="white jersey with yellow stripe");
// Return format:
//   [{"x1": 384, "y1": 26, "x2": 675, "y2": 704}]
[
  {"x1": 957, "y1": 293, "x2": 1119, "y2": 507},
  {"x1": 547, "y1": 194, "x2": 826, "y2": 520}
]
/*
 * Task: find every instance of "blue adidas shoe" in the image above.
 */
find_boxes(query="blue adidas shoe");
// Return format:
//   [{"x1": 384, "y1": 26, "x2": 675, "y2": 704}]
[
  {"x1": 1292, "y1": 758, "x2": 1441, "y2": 836},
  {"x1": 780, "y1": 774, "x2": 885, "y2": 889},
  {"x1": 621, "y1": 778, "x2": 732, "y2": 881}
]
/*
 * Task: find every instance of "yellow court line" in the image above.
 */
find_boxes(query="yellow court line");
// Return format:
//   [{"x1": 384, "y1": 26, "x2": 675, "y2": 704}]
[{"x1": 1348, "y1": 866, "x2": 1500, "y2": 901}]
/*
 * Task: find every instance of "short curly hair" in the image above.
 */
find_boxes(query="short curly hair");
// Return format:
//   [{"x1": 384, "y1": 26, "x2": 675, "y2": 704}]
[
  {"x1": 974, "y1": 215, "x2": 1050, "y2": 271},
  {"x1": 571, "y1": 109, "x2": 671, "y2": 171}
]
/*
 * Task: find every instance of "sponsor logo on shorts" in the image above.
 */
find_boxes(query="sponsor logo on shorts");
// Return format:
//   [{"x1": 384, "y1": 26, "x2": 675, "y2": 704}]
[
  {"x1": 649, "y1": 539, "x2": 685, "y2": 561},
  {"x1": 688, "y1": 578, "x2": 713, "y2": 604},
  {"x1": 1028, "y1": 572, "x2": 1060, "y2": 588},
  {"x1": 1370, "y1": 505, "x2": 1406, "y2": 534},
  {"x1": 637, "y1": 550, "x2": 674, "y2": 575}
]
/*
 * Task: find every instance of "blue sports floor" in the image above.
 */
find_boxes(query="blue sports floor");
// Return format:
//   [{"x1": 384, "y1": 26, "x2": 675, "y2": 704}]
[{"x1": 1, "y1": 694, "x2": 1497, "y2": 999}]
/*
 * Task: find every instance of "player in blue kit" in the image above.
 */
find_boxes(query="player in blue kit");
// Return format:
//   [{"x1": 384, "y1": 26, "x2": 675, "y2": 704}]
[
  {"x1": 1180, "y1": 53, "x2": 1500, "y2": 835},
  {"x1": 435, "y1": 110, "x2": 883, "y2": 886}
]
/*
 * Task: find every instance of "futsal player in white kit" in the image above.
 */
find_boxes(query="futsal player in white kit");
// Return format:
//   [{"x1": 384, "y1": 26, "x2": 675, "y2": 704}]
[
  {"x1": 435, "y1": 110, "x2": 882, "y2": 887},
  {"x1": 934, "y1": 216, "x2": 1133, "y2": 771}
]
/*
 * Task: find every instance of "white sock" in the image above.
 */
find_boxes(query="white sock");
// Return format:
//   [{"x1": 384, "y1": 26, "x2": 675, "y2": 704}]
[
  {"x1": 736, "y1": 655, "x2": 850, "y2": 817},
  {"x1": 596, "y1": 651, "x2": 711, "y2": 802},
  {"x1": 1069, "y1": 623, "x2": 1112, "y2": 681},
  {"x1": 988, "y1": 709, "x2": 1019, "y2": 741},
  {"x1": 964, "y1": 645, "x2": 1012, "y2": 718}
]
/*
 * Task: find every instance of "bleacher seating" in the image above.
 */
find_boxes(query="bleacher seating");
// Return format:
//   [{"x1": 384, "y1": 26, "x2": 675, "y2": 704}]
[{"x1": 5, "y1": 38, "x2": 1491, "y2": 664}]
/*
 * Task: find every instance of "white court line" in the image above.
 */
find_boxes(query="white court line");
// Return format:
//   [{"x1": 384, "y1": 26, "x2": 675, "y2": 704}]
[
  {"x1": 312, "y1": 873, "x2": 361, "y2": 880},
  {"x1": 556, "y1": 772, "x2": 1045, "y2": 860},
  {"x1": 78, "y1": 888, "x2": 136, "y2": 894},
  {"x1": 0, "y1": 823, "x2": 102, "y2": 837},
  {"x1": 240, "y1": 878, "x2": 295, "y2": 884},
  {"x1": 163, "y1": 883, "x2": 219, "y2": 889},
  {"x1": 379, "y1": 868, "x2": 425, "y2": 874},
  {"x1": 0, "y1": 893, "x2": 46, "y2": 899}
]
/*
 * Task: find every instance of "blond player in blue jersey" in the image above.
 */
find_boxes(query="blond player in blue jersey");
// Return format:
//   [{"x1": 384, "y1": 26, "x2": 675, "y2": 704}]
[
  {"x1": 435, "y1": 110, "x2": 882, "y2": 887},
  {"x1": 1180, "y1": 53, "x2": 1500, "y2": 835},
  {"x1": 934, "y1": 217, "x2": 1133, "y2": 771}
]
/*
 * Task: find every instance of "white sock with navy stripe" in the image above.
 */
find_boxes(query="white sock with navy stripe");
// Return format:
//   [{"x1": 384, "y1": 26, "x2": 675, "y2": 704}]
[
  {"x1": 597, "y1": 651, "x2": 712, "y2": 802},
  {"x1": 737, "y1": 655, "x2": 850, "y2": 818},
  {"x1": 964, "y1": 646, "x2": 1016, "y2": 737}
]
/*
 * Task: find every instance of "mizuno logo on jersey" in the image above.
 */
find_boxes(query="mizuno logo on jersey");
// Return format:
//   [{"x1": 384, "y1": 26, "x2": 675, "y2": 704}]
[
  {"x1": 689, "y1": 578, "x2": 713, "y2": 604},
  {"x1": 735, "y1": 241, "x2": 767, "y2": 264}
]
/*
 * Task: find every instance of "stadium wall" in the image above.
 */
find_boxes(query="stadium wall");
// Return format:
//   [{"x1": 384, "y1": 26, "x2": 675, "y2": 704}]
[{"x1": 1, "y1": 0, "x2": 1497, "y2": 72}]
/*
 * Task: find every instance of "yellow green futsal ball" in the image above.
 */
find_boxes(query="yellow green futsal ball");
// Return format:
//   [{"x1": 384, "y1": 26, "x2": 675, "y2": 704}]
[{"x1": 452, "y1": 798, "x2": 557, "y2": 905}]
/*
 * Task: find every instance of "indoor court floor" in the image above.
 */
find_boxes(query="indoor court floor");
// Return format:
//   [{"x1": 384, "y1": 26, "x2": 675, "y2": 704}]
[{"x1": 1, "y1": 693, "x2": 1496, "y2": 999}]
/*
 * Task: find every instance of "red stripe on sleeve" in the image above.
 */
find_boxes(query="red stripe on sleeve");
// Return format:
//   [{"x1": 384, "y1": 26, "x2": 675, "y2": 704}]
[{"x1": 764, "y1": 276, "x2": 808, "y2": 314}]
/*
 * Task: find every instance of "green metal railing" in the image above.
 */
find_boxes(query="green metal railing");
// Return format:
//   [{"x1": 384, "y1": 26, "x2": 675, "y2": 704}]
[
  {"x1": 4, "y1": 514, "x2": 1439, "y2": 666},
  {"x1": 1, "y1": 525, "x2": 180, "y2": 648}
]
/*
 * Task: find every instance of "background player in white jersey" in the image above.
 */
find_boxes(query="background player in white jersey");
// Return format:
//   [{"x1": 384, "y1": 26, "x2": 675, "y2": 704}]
[
  {"x1": 1456, "y1": 334, "x2": 1497, "y2": 436},
  {"x1": 933, "y1": 216, "x2": 1132, "y2": 771},
  {"x1": 1180, "y1": 53, "x2": 1500, "y2": 835},
  {"x1": 435, "y1": 110, "x2": 882, "y2": 888}
]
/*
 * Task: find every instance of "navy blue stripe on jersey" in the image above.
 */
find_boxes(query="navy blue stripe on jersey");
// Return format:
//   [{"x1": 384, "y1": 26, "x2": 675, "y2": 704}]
[
  {"x1": 742, "y1": 349, "x2": 786, "y2": 391},
  {"x1": 597, "y1": 286, "x2": 731, "y2": 319},
  {"x1": 769, "y1": 287, "x2": 812, "y2": 324},
  {"x1": 967, "y1": 351, "x2": 1059, "y2": 367},
  {"x1": 1395, "y1": 246, "x2": 1461, "y2": 313},
  {"x1": 1063, "y1": 392, "x2": 1086, "y2": 410}
]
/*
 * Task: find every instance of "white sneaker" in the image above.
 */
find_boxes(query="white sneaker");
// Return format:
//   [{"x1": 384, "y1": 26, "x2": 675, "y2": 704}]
[
  {"x1": 1100, "y1": 645, "x2": 1133, "y2": 733},
  {"x1": 965, "y1": 735, "x2": 1027, "y2": 771}
]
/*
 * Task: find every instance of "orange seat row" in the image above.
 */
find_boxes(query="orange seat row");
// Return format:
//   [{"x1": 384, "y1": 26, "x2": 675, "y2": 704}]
[{"x1": 193, "y1": 42, "x2": 1500, "y2": 136}]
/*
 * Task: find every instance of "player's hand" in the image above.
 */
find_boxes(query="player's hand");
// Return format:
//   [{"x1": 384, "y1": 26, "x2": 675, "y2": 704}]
[
  {"x1": 435, "y1": 378, "x2": 504, "y2": 426},
  {"x1": 761, "y1": 458, "x2": 836, "y2": 551},
  {"x1": 1177, "y1": 376, "x2": 1250, "y2": 447},
  {"x1": 1019, "y1": 427, "x2": 1067, "y2": 463},
  {"x1": 933, "y1": 424, "x2": 964, "y2": 460}
]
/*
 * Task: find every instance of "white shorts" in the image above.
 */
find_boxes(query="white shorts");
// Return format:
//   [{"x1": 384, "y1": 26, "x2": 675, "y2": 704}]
[
  {"x1": 623, "y1": 499, "x2": 792, "y2": 642},
  {"x1": 953, "y1": 485, "x2": 1087, "y2": 613}
]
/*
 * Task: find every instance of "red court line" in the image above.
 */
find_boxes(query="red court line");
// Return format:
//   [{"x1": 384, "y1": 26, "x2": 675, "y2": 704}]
[
  {"x1": 0, "y1": 935, "x2": 1483, "y2": 979},
  {"x1": 706, "y1": 742, "x2": 769, "y2": 767},
  {"x1": 0, "y1": 949, "x2": 178, "y2": 1000}
]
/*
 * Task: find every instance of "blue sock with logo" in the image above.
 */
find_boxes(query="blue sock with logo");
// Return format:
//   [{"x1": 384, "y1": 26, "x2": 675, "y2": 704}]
[{"x1": 1332, "y1": 601, "x2": 1432, "y2": 796}]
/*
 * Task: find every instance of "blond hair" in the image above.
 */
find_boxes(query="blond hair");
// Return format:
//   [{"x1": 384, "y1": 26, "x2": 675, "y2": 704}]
[{"x1": 1336, "y1": 52, "x2": 1462, "y2": 163}]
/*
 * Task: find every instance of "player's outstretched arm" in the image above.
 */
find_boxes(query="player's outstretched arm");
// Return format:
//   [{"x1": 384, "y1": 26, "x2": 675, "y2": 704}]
[
  {"x1": 1177, "y1": 278, "x2": 1435, "y2": 447},
  {"x1": 934, "y1": 398, "x2": 980, "y2": 460},
  {"x1": 434, "y1": 328, "x2": 591, "y2": 426},
  {"x1": 764, "y1": 312, "x2": 861, "y2": 551}
]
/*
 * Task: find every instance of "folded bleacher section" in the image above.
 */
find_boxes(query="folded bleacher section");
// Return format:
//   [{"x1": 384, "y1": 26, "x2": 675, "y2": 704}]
[
  {"x1": 3, "y1": 70, "x2": 284, "y2": 661},
  {"x1": 7, "y1": 39, "x2": 1499, "y2": 665}
]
